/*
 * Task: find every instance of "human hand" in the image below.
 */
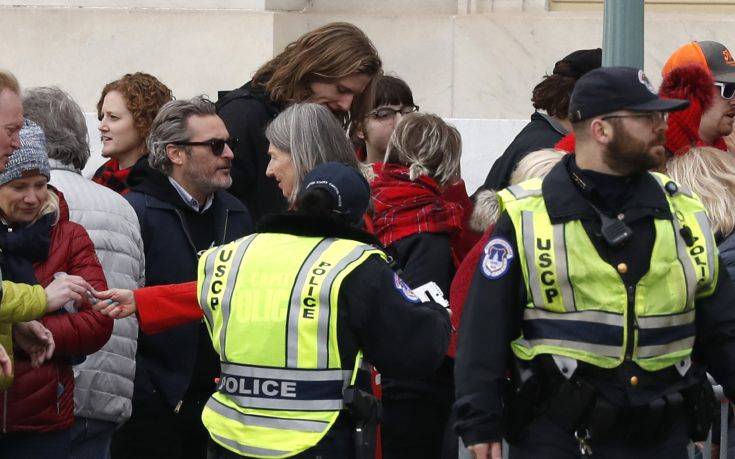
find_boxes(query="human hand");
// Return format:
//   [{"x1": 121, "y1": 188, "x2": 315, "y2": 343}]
[
  {"x1": 13, "y1": 321, "x2": 55, "y2": 368},
  {"x1": 45, "y1": 275, "x2": 92, "y2": 313},
  {"x1": 0, "y1": 344, "x2": 11, "y2": 378},
  {"x1": 467, "y1": 441, "x2": 502, "y2": 459},
  {"x1": 89, "y1": 289, "x2": 136, "y2": 319}
]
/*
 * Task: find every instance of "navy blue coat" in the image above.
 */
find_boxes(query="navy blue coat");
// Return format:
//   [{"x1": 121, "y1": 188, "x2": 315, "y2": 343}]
[{"x1": 126, "y1": 164, "x2": 252, "y2": 408}]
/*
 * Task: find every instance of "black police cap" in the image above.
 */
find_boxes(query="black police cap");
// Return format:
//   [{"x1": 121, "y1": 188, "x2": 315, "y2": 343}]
[{"x1": 568, "y1": 66, "x2": 690, "y2": 122}]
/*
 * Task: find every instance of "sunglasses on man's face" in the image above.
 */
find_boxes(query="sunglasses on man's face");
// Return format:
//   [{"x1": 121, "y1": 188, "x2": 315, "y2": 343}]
[
  {"x1": 172, "y1": 138, "x2": 239, "y2": 156},
  {"x1": 715, "y1": 82, "x2": 735, "y2": 100}
]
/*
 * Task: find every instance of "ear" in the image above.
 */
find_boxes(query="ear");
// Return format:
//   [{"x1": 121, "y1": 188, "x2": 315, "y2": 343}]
[
  {"x1": 589, "y1": 118, "x2": 613, "y2": 146},
  {"x1": 166, "y1": 144, "x2": 186, "y2": 166}
]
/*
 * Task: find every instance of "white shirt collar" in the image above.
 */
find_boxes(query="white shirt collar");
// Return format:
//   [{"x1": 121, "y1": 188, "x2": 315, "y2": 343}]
[{"x1": 168, "y1": 177, "x2": 214, "y2": 213}]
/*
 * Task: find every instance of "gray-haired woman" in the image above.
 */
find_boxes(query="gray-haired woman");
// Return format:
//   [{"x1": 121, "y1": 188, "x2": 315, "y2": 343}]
[
  {"x1": 90, "y1": 104, "x2": 450, "y2": 458},
  {"x1": 265, "y1": 103, "x2": 359, "y2": 203}
]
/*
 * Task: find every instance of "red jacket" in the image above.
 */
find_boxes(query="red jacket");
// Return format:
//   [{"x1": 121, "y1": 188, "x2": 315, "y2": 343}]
[
  {"x1": 447, "y1": 227, "x2": 493, "y2": 358},
  {"x1": 1, "y1": 191, "x2": 112, "y2": 433}
]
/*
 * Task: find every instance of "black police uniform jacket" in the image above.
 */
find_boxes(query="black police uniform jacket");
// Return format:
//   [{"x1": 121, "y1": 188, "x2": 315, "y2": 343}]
[{"x1": 454, "y1": 154, "x2": 735, "y2": 445}]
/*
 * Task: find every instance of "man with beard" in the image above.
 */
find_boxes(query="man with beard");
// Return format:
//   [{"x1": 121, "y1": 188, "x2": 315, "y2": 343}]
[
  {"x1": 114, "y1": 97, "x2": 253, "y2": 459},
  {"x1": 454, "y1": 67, "x2": 735, "y2": 459}
]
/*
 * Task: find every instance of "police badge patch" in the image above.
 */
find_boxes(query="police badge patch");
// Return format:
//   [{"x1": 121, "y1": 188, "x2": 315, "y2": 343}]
[
  {"x1": 393, "y1": 273, "x2": 421, "y2": 303},
  {"x1": 481, "y1": 237, "x2": 514, "y2": 279}
]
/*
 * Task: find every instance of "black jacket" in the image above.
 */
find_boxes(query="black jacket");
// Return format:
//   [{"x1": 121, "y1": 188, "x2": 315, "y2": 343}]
[
  {"x1": 256, "y1": 213, "x2": 452, "y2": 379},
  {"x1": 126, "y1": 162, "x2": 253, "y2": 408},
  {"x1": 478, "y1": 111, "x2": 567, "y2": 193},
  {"x1": 454, "y1": 155, "x2": 735, "y2": 445},
  {"x1": 381, "y1": 233, "x2": 455, "y2": 403},
  {"x1": 216, "y1": 82, "x2": 287, "y2": 222}
]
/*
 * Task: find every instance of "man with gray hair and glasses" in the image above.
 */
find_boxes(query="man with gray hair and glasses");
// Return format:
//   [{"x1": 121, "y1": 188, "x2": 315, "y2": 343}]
[
  {"x1": 113, "y1": 96, "x2": 252, "y2": 459},
  {"x1": 23, "y1": 86, "x2": 146, "y2": 459}
]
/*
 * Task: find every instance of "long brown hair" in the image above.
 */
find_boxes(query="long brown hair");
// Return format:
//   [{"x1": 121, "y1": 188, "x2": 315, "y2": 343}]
[{"x1": 252, "y1": 22, "x2": 382, "y2": 127}]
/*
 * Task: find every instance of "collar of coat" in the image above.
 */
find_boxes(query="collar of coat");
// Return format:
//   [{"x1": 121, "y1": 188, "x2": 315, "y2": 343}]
[
  {"x1": 540, "y1": 155, "x2": 672, "y2": 224},
  {"x1": 256, "y1": 212, "x2": 384, "y2": 248}
]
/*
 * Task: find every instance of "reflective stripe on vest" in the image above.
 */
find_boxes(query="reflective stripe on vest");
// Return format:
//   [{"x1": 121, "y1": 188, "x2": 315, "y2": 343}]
[
  {"x1": 507, "y1": 183, "x2": 543, "y2": 200},
  {"x1": 210, "y1": 432, "x2": 290, "y2": 457},
  {"x1": 196, "y1": 234, "x2": 385, "y2": 458},
  {"x1": 651, "y1": 172, "x2": 718, "y2": 300},
  {"x1": 286, "y1": 241, "x2": 375, "y2": 368},
  {"x1": 522, "y1": 211, "x2": 576, "y2": 312},
  {"x1": 218, "y1": 363, "x2": 353, "y2": 411},
  {"x1": 205, "y1": 397, "x2": 328, "y2": 433},
  {"x1": 500, "y1": 173, "x2": 718, "y2": 371}
]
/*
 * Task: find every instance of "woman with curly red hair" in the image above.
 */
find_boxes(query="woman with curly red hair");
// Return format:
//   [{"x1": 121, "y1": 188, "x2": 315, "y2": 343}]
[{"x1": 92, "y1": 72, "x2": 172, "y2": 194}]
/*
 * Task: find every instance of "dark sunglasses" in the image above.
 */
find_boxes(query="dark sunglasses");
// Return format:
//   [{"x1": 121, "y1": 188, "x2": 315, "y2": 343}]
[
  {"x1": 172, "y1": 138, "x2": 239, "y2": 156},
  {"x1": 715, "y1": 82, "x2": 735, "y2": 100}
]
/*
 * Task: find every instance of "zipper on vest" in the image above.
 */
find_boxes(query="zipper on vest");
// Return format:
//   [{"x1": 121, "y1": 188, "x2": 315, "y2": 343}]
[{"x1": 624, "y1": 284, "x2": 638, "y2": 360}]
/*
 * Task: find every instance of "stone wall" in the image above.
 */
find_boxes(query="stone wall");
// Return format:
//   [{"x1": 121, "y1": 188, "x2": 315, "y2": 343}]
[{"x1": 3, "y1": 3, "x2": 735, "y2": 119}]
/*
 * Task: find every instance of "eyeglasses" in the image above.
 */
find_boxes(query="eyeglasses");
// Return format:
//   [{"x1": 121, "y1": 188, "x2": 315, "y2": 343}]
[
  {"x1": 600, "y1": 112, "x2": 668, "y2": 125},
  {"x1": 368, "y1": 105, "x2": 420, "y2": 120},
  {"x1": 170, "y1": 138, "x2": 238, "y2": 156},
  {"x1": 714, "y1": 82, "x2": 735, "y2": 100}
]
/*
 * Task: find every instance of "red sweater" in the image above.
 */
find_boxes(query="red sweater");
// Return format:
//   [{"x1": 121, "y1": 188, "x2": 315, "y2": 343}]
[{"x1": 135, "y1": 282, "x2": 200, "y2": 335}]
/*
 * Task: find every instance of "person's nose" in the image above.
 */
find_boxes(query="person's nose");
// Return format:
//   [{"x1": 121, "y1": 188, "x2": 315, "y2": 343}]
[
  {"x1": 23, "y1": 191, "x2": 38, "y2": 205},
  {"x1": 265, "y1": 159, "x2": 275, "y2": 178},
  {"x1": 10, "y1": 132, "x2": 20, "y2": 149},
  {"x1": 98, "y1": 118, "x2": 108, "y2": 133},
  {"x1": 221, "y1": 144, "x2": 234, "y2": 160},
  {"x1": 337, "y1": 94, "x2": 354, "y2": 113}
]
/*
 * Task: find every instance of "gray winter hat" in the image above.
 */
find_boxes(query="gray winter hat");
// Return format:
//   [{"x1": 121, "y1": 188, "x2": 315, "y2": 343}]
[{"x1": 0, "y1": 119, "x2": 51, "y2": 186}]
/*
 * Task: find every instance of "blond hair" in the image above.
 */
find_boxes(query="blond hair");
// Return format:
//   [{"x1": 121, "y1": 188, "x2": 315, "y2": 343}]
[
  {"x1": 384, "y1": 113, "x2": 461, "y2": 186},
  {"x1": 666, "y1": 146, "x2": 735, "y2": 236},
  {"x1": 0, "y1": 70, "x2": 20, "y2": 96},
  {"x1": 34, "y1": 189, "x2": 60, "y2": 226},
  {"x1": 510, "y1": 148, "x2": 565, "y2": 185},
  {"x1": 470, "y1": 148, "x2": 565, "y2": 231}
]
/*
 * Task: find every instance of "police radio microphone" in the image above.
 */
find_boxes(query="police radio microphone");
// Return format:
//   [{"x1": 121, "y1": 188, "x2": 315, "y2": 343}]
[{"x1": 587, "y1": 202, "x2": 633, "y2": 247}]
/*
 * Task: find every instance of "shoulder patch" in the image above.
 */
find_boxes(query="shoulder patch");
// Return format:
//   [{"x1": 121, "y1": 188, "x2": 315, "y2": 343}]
[
  {"x1": 393, "y1": 273, "x2": 421, "y2": 303},
  {"x1": 481, "y1": 237, "x2": 514, "y2": 280}
]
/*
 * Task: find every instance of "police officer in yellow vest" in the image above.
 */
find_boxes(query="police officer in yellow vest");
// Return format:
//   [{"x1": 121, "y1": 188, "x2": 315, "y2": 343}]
[
  {"x1": 198, "y1": 163, "x2": 451, "y2": 459},
  {"x1": 455, "y1": 67, "x2": 735, "y2": 459}
]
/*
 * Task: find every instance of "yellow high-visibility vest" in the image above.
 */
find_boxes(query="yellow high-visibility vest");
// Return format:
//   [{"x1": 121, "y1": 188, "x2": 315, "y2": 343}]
[
  {"x1": 197, "y1": 233, "x2": 385, "y2": 458},
  {"x1": 498, "y1": 172, "x2": 718, "y2": 371}
]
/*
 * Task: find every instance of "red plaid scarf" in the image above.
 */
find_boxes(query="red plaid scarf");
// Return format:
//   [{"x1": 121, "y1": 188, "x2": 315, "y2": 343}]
[
  {"x1": 371, "y1": 163, "x2": 464, "y2": 247},
  {"x1": 92, "y1": 159, "x2": 132, "y2": 195}
]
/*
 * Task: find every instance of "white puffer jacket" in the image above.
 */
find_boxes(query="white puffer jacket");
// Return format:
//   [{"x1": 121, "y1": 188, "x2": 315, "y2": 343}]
[{"x1": 49, "y1": 159, "x2": 145, "y2": 424}]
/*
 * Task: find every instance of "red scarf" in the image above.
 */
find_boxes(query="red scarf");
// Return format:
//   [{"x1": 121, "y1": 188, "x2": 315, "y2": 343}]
[
  {"x1": 92, "y1": 159, "x2": 132, "y2": 195},
  {"x1": 371, "y1": 164, "x2": 464, "y2": 249}
]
